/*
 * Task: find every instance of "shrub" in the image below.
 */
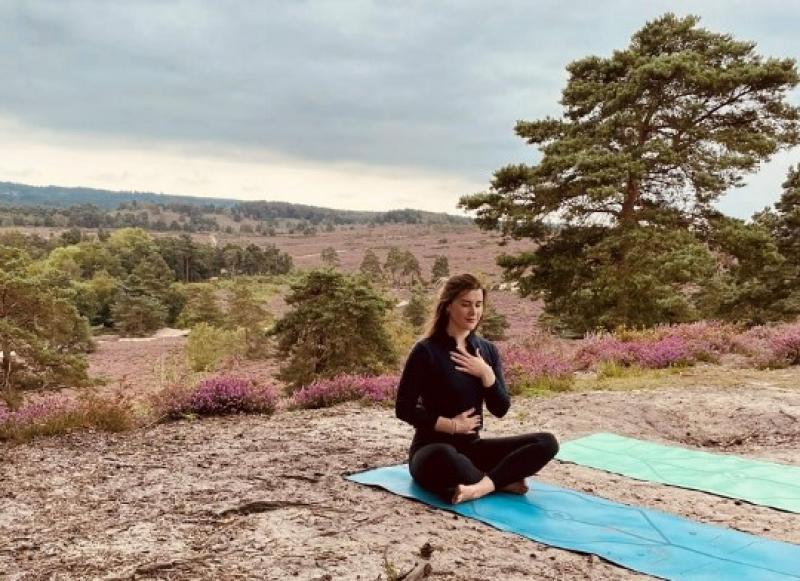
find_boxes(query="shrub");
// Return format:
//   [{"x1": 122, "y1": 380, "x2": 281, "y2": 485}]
[
  {"x1": 769, "y1": 324, "x2": 800, "y2": 365},
  {"x1": 736, "y1": 321, "x2": 800, "y2": 368},
  {"x1": 177, "y1": 285, "x2": 224, "y2": 328},
  {"x1": 575, "y1": 323, "x2": 723, "y2": 370},
  {"x1": 627, "y1": 321, "x2": 739, "y2": 362},
  {"x1": 186, "y1": 323, "x2": 247, "y2": 372},
  {"x1": 0, "y1": 394, "x2": 133, "y2": 442},
  {"x1": 224, "y1": 280, "x2": 272, "y2": 357},
  {"x1": 154, "y1": 376, "x2": 278, "y2": 419},
  {"x1": 499, "y1": 344, "x2": 574, "y2": 395},
  {"x1": 596, "y1": 361, "x2": 641, "y2": 379},
  {"x1": 574, "y1": 334, "x2": 635, "y2": 369},
  {"x1": 627, "y1": 336, "x2": 693, "y2": 369},
  {"x1": 289, "y1": 374, "x2": 398, "y2": 409}
]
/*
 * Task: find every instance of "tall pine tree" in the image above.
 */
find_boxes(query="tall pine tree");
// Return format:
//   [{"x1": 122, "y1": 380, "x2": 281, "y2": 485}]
[{"x1": 461, "y1": 13, "x2": 800, "y2": 333}]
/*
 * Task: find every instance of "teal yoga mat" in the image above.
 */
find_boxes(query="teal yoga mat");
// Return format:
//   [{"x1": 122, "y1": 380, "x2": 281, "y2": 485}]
[
  {"x1": 557, "y1": 433, "x2": 800, "y2": 513},
  {"x1": 347, "y1": 465, "x2": 800, "y2": 580}
]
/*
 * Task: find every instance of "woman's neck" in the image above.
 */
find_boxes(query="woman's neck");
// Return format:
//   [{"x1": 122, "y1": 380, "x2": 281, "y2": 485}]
[{"x1": 446, "y1": 323, "x2": 470, "y2": 347}]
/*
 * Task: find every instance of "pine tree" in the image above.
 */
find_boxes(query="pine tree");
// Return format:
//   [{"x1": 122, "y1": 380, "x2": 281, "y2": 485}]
[
  {"x1": 127, "y1": 254, "x2": 174, "y2": 301},
  {"x1": 400, "y1": 250, "x2": 423, "y2": 286},
  {"x1": 431, "y1": 255, "x2": 450, "y2": 280},
  {"x1": 176, "y1": 285, "x2": 224, "y2": 328},
  {"x1": 359, "y1": 249, "x2": 384, "y2": 283},
  {"x1": 461, "y1": 14, "x2": 800, "y2": 333},
  {"x1": 1, "y1": 247, "x2": 91, "y2": 405},
  {"x1": 321, "y1": 246, "x2": 340, "y2": 267},
  {"x1": 403, "y1": 285, "x2": 429, "y2": 330},
  {"x1": 479, "y1": 303, "x2": 509, "y2": 341},
  {"x1": 272, "y1": 271, "x2": 397, "y2": 390},
  {"x1": 384, "y1": 246, "x2": 405, "y2": 285},
  {"x1": 226, "y1": 280, "x2": 272, "y2": 356},
  {"x1": 110, "y1": 293, "x2": 168, "y2": 337}
]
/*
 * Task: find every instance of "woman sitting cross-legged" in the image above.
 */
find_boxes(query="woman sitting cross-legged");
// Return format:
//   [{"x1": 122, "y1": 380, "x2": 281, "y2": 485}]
[{"x1": 395, "y1": 273, "x2": 559, "y2": 504}]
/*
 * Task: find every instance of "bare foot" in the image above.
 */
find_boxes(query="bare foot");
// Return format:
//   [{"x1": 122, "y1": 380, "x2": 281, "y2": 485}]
[
  {"x1": 452, "y1": 476, "x2": 495, "y2": 504},
  {"x1": 500, "y1": 479, "x2": 529, "y2": 495}
]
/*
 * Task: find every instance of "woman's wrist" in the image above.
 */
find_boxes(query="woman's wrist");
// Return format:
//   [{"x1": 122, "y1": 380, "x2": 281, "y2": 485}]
[
  {"x1": 436, "y1": 416, "x2": 458, "y2": 434},
  {"x1": 481, "y1": 368, "x2": 496, "y2": 387}
]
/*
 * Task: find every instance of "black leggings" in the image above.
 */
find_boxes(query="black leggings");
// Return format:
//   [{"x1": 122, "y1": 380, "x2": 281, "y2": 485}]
[{"x1": 409, "y1": 432, "x2": 559, "y2": 501}]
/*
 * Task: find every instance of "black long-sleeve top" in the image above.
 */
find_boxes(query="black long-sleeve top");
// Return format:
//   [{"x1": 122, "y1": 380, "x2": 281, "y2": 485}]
[{"x1": 395, "y1": 329, "x2": 511, "y2": 456}]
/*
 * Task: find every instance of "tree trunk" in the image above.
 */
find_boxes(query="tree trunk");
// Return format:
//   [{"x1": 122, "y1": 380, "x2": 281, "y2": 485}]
[
  {"x1": 621, "y1": 177, "x2": 639, "y2": 225},
  {"x1": 1, "y1": 345, "x2": 14, "y2": 408},
  {"x1": 617, "y1": 176, "x2": 640, "y2": 325}
]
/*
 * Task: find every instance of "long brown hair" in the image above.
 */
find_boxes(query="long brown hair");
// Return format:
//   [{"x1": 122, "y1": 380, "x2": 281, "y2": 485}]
[{"x1": 423, "y1": 273, "x2": 486, "y2": 339}]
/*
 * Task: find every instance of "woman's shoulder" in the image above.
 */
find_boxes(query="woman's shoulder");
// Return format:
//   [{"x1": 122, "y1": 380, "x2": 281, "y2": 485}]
[
  {"x1": 408, "y1": 338, "x2": 434, "y2": 357},
  {"x1": 415, "y1": 337, "x2": 439, "y2": 352}
]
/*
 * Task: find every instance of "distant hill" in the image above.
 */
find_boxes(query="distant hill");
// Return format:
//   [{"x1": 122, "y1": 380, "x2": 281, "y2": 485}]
[
  {"x1": 0, "y1": 181, "x2": 471, "y2": 226},
  {"x1": 0, "y1": 181, "x2": 238, "y2": 210}
]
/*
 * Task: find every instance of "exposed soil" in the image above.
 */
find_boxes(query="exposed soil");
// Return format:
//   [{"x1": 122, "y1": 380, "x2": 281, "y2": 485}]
[{"x1": 2, "y1": 344, "x2": 799, "y2": 580}]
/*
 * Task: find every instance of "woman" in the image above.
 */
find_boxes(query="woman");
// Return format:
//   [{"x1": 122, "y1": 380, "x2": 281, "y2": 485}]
[{"x1": 395, "y1": 273, "x2": 559, "y2": 504}]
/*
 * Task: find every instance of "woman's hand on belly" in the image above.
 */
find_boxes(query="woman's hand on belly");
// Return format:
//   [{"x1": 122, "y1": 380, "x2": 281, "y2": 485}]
[{"x1": 452, "y1": 407, "x2": 481, "y2": 434}]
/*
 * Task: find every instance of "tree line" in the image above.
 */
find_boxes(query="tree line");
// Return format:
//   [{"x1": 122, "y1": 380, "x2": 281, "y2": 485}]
[{"x1": 0, "y1": 227, "x2": 294, "y2": 403}]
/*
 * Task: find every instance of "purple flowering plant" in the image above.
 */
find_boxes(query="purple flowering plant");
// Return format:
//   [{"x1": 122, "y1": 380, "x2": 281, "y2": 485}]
[
  {"x1": 499, "y1": 340, "x2": 575, "y2": 394},
  {"x1": 575, "y1": 321, "x2": 741, "y2": 370},
  {"x1": 735, "y1": 321, "x2": 800, "y2": 368},
  {"x1": 155, "y1": 375, "x2": 278, "y2": 419},
  {"x1": 289, "y1": 373, "x2": 399, "y2": 409}
]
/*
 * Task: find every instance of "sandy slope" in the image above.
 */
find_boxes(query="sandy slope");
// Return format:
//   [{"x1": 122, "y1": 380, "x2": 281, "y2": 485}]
[{"x1": 2, "y1": 379, "x2": 799, "y2": 580}]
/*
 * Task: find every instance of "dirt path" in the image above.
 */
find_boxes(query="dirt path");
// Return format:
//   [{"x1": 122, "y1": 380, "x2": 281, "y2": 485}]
[{"x1": 2, "y1": 379, "x2": 799, "y2": 580}]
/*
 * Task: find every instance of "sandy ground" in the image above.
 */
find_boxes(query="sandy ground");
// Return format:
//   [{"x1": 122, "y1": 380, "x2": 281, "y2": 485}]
[{"x1": 2, "y1": 371, "x2": 799, "y2": 580}]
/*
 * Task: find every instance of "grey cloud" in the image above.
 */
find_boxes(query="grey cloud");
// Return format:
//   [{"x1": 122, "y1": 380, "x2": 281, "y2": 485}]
[{"x1": 1, "y1": 0, "x2": 799, "y2": 215}]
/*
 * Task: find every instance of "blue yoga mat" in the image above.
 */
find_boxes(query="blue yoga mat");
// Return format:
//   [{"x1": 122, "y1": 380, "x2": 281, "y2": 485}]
[{"x1": 347, "y1": 465, "x2": 800, "y2": 581}]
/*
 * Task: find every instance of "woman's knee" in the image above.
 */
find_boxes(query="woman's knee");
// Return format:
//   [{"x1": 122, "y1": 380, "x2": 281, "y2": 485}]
[
  {"x1": 539, "y1": 432, "x2": 560, "y2": 459},
  {"x1": 410, "y1": 444, "x2": 455, "y2": 478}
]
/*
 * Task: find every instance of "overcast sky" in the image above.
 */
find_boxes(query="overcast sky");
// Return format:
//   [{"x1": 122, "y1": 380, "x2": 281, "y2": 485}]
[{"x1": 1, "y1": 0, "x2": 798, "y2": 217}]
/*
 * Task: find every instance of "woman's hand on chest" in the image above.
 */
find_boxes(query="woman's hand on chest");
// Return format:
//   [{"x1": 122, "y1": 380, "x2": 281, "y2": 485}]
[{"x1": 450, "y1": 346, "x2": 496, "y2": 388}]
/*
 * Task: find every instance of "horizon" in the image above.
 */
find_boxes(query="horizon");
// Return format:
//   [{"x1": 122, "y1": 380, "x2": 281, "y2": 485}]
[
  {"x1": 1, "y1": 1, "x2": 799, "y2": 218},
  {"x1": 0, "y1": 179, "x2": 470, "y2": 217}
]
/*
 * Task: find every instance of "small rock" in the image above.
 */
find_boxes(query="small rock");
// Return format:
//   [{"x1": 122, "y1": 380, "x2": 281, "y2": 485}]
[{"x1": 419, "y1": 542, "x2": 434, "y2": 559}]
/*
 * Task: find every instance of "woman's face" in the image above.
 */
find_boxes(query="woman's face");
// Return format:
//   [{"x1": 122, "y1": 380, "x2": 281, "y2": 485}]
[{"x1": 446, "y1": 289, "x2": 484, "y2": 333}]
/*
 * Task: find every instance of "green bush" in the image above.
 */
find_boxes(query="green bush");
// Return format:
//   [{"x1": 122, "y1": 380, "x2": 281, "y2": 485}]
[
  {"x1": 186, "y1": 323, "x2": 247, "y2": 372},
  {"x1": 177, "y1": 285, "x2": 224, "y2": 328}
]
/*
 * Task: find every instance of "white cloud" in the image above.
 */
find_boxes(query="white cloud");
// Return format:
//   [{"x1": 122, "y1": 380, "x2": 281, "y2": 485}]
[{"x1": 0, "y1": 117, "x2": 482, "y2": 213}]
